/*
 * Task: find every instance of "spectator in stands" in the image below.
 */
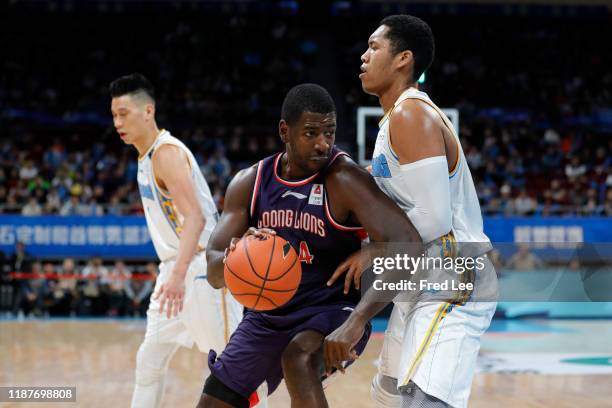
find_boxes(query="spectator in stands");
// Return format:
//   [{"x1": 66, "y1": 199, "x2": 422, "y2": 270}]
[
  {"x1": 19, "y1": 160, "x2": 38, "y2": 180},
  {"x1": 40, "y1": 262, "x2": 55, "y2": 313},
  {"x1": 543, "y1": 128, "x2": 560, "y2": 144},
  {"x1": 125, "y1": 262, "x2": 155, "y2": 317},
  {"x1": 4, "y1": 195, "x2": 19, "y2": 214},
  {"x1": 514, "y1": 188, "x2": 536, "y2": 215},
  {"x1": 565, "y1": 156, "x2": 587, "y2": 181},
  {"x1": 499, "y1": 184, "x2": 514, "y2": 215},
  {"x1": 581, "y1": 188, "x2": 602, "y2": 215},
  {"x1": 486, "y1": 197, "x2": 502, "y2": 215},
  {"x1": 44, "y1": 188, "x2": 62, "y2": 214},
  {"x1": 604, "y1": 189, "x2": 612, "y2": 216},
  {"x1": 21, "y1": 196, "x2": 42, "y2": 216},
  {"x1": 105, "y1": 261, "x2": 131, "y2": 316},
  {"x1": 0, "y1": 186, "x2": 7, "y2": 213},
  {"x1": 465, "y1": 145, "x2": 483, "y2": 171},
  {"x1": 51, "y1": 164, "x2": 72, "y2": 200},
  {"x1": 13, "y1": 261, "x2": 48, "y2": 317},
  {"x1": 0, "y1": 249, "x2": 10, "y2": 315},
  {"x1": 30, "y1": 262, "x2": 50, "y2": 316},
  {"x1": 77, "y1": 197, "x2": 104, "y2": 216},
  {"x1": 44, "y1": 138, "x2": 66, "y2": 169},
  {"x1": 205, "y1": 147, "x2": 232, "y2": 186},
  {"x1": 78, "y1": 257, "x2": 108, "y2": 316},
  {"x1": 487, "y1": 249, "x2": 504, "y2": 273},
  {"x1": 48, "y1": 259, "x2": 78, "y2": 316},
  {"x1": 8, "y1": 242, "x2": 30, "y2": 270},
  {"x1": 505, "y1": 244, "x2": 544, "y2": 271},
  {"x1": 106, "y1": 194, "x2": 124, "y2": 215},
  {"x1": 59, "y1": 195, "x2": 81, "y2": 216}
]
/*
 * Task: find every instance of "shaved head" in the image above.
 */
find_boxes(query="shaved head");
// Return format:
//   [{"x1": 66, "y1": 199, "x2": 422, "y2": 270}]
[
  {"x1": 109, "y1": 73, "x2": 155, "y2": 106},
  {"x1": 127, "y1": 90, "x2": 155, "y2": 107}
]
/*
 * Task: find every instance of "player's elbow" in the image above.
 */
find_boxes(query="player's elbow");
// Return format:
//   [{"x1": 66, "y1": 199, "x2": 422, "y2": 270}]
[
  {"x1": 205, "y1": 249, "x2": 226, "y2": 289},
  {"x1": 207, "y1": 273, "x2": 225, "y2": 289},
  {"x1": 206, "y1": 264, "x2": 225, "y2": 288}
]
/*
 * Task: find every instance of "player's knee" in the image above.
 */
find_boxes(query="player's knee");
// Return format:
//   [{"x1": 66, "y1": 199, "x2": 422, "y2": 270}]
[
  {"x1": 196, "y1": 393, "x2": 221, "y2": 408},
  {"x1": 134, "y1": 344, "x2": 167, "y2": 386},
  {"x1": 196, "y1": 394, "x2": 208, "y2": 408},
  {"x1": 371, "y1": 373, "x2": 401, "y2": 408},
  {"x1": 281, "y1": 341, "x2": 320, "y2": 377}
]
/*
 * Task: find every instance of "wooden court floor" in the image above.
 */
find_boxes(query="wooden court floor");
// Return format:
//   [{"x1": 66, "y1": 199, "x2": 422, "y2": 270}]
[{"x1": 1, "y1": 320, "x2": 611, "y2": 408}]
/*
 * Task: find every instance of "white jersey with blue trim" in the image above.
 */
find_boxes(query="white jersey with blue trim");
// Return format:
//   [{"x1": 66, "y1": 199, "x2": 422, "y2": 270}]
[
  {"x1": 137, "y1": 129, "x2": 218, "y2": 262},
  {"x1": 371, "y1": 87, "x2": 490, "y2": 246}
]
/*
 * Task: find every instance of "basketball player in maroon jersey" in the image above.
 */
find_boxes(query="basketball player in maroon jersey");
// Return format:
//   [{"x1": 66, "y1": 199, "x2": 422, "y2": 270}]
[{"x1": 198, "y1": 84, "x2": 423, "y2": 408}]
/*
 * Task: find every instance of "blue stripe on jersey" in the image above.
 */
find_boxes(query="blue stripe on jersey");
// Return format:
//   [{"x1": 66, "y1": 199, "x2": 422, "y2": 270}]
[
  {"x1": 138, "y1": 182, "x2": 154, "y2": 200},
  {"x1": 371, "y1": 154, "x2": 392, "y2": 178}
]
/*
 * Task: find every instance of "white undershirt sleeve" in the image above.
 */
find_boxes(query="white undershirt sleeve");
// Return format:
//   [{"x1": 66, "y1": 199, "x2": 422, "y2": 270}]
[{"x1": 398, "y1": 155, "x2": 453, "y2": 243}]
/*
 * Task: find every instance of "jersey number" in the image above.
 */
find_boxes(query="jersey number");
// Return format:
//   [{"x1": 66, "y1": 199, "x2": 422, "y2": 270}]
[{"x1": 298, "y1": 241, "x2": 314, "y2": 264}]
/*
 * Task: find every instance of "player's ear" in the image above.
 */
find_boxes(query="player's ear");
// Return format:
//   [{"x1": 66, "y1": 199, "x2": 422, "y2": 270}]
[
  {"x1": 145, "y1": 103, "x2": 155, "y2": 121},
  {"x1": 279, "y1": 120, "x2": 289, "y2": 143},
  {"x1": 396, "y1": 50, "x2": 413, "y2": 70}
]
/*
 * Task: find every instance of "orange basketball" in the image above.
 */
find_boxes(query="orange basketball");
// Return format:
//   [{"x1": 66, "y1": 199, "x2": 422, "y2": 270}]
[{"x1": 224, "y1": 233, "x2": 302, "y2": 311}]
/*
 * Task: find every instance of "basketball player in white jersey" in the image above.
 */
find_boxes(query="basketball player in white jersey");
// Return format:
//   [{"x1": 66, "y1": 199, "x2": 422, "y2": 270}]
[
  {"x1": 109, "y1": 73, "x2": 257, "y2": 408},
  {"x1": 324, "y1": 16, "x2": 497, "y2": 408}
]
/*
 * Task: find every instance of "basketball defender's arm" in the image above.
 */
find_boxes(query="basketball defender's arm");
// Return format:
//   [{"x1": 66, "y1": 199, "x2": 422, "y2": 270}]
[
  {"x1": 324, "y1": 103, "x2": 453, "y2": 368},
  {"x1": 388, "y1": 99, "x2": 454, "y2": 242},
  {"x1": 326, "y1": 158, "x2": 424, "y2": 320},
  {"x1": 206, "y1": 166, "x2": 257, "y2": 289},
  {"x1": 152, "y1": 145, "x2": 206, "y2": 279},
  {"x1": 324, "y1": 158, "x2": 424, "y2": 370}
]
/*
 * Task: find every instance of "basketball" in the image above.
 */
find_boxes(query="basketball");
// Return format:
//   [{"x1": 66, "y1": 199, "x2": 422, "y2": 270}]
[{"x1": 224, "y1": 233, "x2": 302, "y2": 311}]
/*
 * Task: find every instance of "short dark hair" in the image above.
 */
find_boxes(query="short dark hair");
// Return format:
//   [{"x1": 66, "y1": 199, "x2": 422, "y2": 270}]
[
  {"x1": 109, "y1": 73, "x2": 155, "y2": 102},
  {"x1": 380, "y1": 15, "x2": 435, "y2": 84},
  {"x1": 281, "y1": 83, "x2": 336, "y2": 126}
]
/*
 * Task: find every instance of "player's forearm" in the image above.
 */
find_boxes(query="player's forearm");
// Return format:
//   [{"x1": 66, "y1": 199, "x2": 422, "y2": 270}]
[
  {"x1": 351, "y1": 238, "x2": 424, "y2": 323},
  {"x1": 205, "y1": 247, "x2": 226, "y2": 289},
  {"x1": 173, "y1": 212, "x2": 205, "y2": 278}
]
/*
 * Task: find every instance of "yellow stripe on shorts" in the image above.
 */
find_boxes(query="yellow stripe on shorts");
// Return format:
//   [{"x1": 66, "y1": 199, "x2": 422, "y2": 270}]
[
  {"x1": 221, "y1": 287, "x2": 229, "y2": 345},
  {"x1": 400, "y1": 302, "x2": 453, "y2": 387}
]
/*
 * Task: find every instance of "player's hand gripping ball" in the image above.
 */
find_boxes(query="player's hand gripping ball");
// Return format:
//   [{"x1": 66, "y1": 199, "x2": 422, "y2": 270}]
[{"x1": 224, "y1": 233, "x2": 302, "y2": 311}]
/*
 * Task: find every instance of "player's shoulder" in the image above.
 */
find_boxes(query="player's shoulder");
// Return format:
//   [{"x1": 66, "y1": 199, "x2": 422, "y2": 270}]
[
  {"x1": 227, "y1": 163, "x2": 259, "y2": 192},
  {"x1": 325, "y1": 153, "x2": 371, "y2": 187},
  {"x1": 220, "y1": 163, "x2": 260, "y2": 210},
  {"x1": 391, "y1": 97, "x2": 441, "y2": 130},
  {"x1": 150, "y1": 143, "x2": 189, "y2": 169},
  {"x1": 152, "y1": 131, "x2": 189, "y2": 156}
]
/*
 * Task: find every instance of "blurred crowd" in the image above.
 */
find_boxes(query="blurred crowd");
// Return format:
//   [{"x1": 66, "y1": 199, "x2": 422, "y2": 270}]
[
  {"x1": 0, "y1": 242, "x2": 155, "y2": 318},
  {"x1": 2, "y1": 239, "x2": 593, "y2": 318},
  {"x1": 1, "y1": 7, "x2": 610, "y2": 216}
]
